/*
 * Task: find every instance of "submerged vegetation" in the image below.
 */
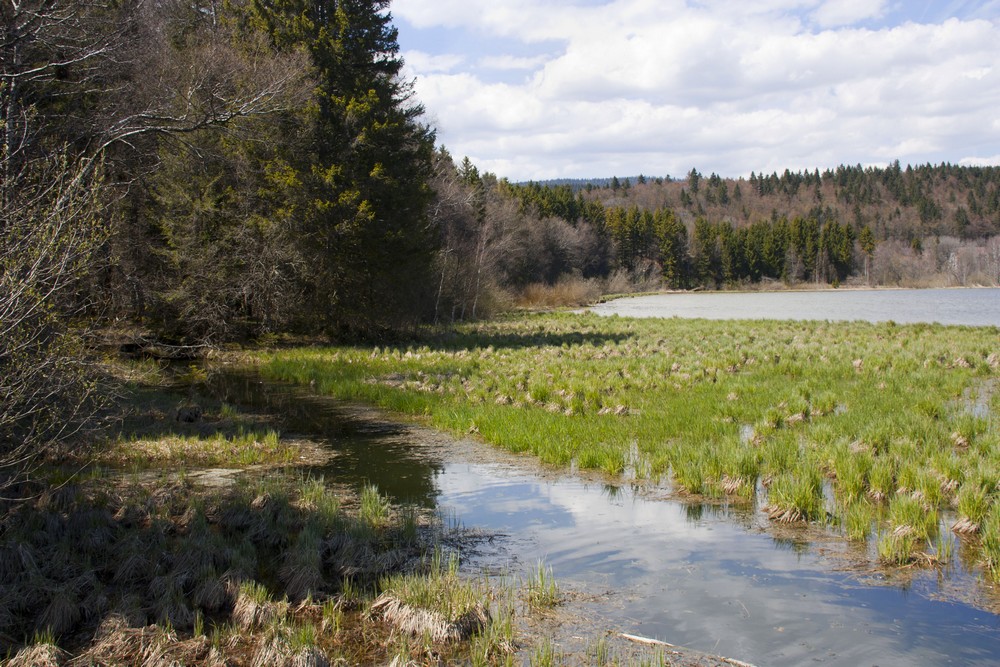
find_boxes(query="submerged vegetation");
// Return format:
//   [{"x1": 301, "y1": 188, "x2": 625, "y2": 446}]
[{"x1": 258, "y1": 311, "x2": 999, "y2": 573}]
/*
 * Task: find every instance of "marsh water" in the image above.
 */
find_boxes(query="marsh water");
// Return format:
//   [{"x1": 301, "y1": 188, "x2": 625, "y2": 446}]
[
  {"x1": 210, "y1": 370, "x2": 1000, "y2": 667},
  {"x1": 590, "y1": 287, "x2": 1000, "y2": 326}
]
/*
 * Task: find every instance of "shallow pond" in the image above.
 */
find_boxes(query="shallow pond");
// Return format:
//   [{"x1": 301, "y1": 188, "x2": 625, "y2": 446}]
[
  {"x1": 590, "y1": 287, "x2": 1000, "y2": 327},
  {"x1": 208, "y1": 369, "x2": 1000, "y2": 666}
]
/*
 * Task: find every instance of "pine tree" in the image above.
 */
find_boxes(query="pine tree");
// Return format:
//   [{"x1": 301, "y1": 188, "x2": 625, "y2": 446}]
[{"x1": 858, "y1": 225, "x2": 876, "y2": 284}]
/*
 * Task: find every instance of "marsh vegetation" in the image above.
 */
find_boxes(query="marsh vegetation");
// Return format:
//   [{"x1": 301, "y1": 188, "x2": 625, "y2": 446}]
[
  {"x1": 257, "y1": 312, "x2": 999, "y2": 575},
  {"x1": 0, "y1": 457, "x2": 535, "y2": 665},
  {"x1": 0, "y1": 366, "x2": 567, "y2": 666}
]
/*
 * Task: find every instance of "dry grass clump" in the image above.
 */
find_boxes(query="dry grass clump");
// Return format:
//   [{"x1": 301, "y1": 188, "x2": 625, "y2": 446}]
[
  {"x1": 369, "y1": 593, "x2": 489, "y2": 643},
  {"x1": 280, "y1": 528, "x2": 326, "y2": 603},
  {"x1": 36, "y1": 588, "x2": 83, "y2": 638},
  {"x1": 249, "y1": 621, "x2": 331, "y2": 667},
  {"x1": 0, "y1": 470, "x2": 517, "y2": 665},
  {"x1": 233, "y1": 581, "x2": 288, "y2": 631},
  {"x1": 7, "y1": 641, "x2": 66, "y2": 667},
  {"x1": 516, "y1": 277, "x2": 603, "y2": 309},
  {"x1": 102, "y1": 428, "x2": 293, "y2": 468},
  {"x1": 69, "y1": 615, "x2": 208, "y2": 666},
  {"x1": 367, "y1": 549, "x2": 511, "y2": 663}
]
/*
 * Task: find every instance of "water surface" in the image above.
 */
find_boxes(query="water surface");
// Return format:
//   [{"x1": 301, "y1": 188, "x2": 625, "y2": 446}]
[
  {"x1": 590, "y1": 288, "x2": 1000, "y2": 326},
  {"x1": 437, "y1": 464, "x2": 997, "y2": 666}
]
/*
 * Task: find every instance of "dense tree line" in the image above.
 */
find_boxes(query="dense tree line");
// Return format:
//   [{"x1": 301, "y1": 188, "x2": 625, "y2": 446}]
[
  {"x1": 125, "y1": 0, "x2": 438, "y2": 341},
  {"x1": 427, "y1": 151, "x2": 613, "y2": 321}
]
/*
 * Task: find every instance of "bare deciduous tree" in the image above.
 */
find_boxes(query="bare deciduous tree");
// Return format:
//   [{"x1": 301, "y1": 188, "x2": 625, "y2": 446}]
[{"x1": 0, "y1": 149, "x2": 108, "y2": 485}]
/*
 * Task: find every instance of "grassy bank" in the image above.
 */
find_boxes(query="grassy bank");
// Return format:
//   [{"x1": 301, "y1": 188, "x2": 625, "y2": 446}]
[
  {"x1": 256, "y1": 311, "x2": 1000, "y2": 571},
  {"x1": 1, "y1": 362, "x2": 526, "y2": 665}
]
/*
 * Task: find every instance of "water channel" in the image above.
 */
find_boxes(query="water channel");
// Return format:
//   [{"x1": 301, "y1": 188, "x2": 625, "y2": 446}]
[{"x1": 208, "y1": 357, "x2": 1000, "y2": 667}]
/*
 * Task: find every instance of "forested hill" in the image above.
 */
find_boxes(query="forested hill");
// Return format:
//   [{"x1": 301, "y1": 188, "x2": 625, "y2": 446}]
[
  {"x1": 529, "y1": 163, "x2": 1000, "y2": 241},
  {"x1": 492, "y1": 163, "x2": 1000, "y2": 289}
]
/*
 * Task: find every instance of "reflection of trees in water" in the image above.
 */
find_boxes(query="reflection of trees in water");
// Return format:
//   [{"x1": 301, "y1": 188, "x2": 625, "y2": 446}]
[
  {"x1": 684, "y1": 503, "x2": 705, "y2": 523},
  {"x1": 682, "y1": 500, "x2": 757, "y2": 530},
  {"x1": 205, "y1": 371, "x2": 443, "y2": 507},
  {"x1": 771, "y1": 535, "x2": 811, "y2": 556}
]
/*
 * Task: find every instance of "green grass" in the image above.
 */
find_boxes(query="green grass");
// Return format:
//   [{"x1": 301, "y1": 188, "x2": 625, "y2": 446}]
[
  {"x1": 253, "y1": 311, "x2": 1000, "y2": 576},
  {"x1": 981, "y1": 504, "x2": 1000, "y2": 578},
  {"x1": 767, "y1": 468, "x2": 825, "y2": 523},
  {"x1": 530, "y1": 638, "x2": 562, "y2": 667},
  {"x1": 525, "y1": 561, "x2": 560, "y2": 609},
  {"x1": 100, "y1": 427, "x2": 294, "y2": 468},
  {"x1": 841, "y1": 500, "x2": 875, "y2": 541},
  {"x1": 956, "y1": 483, "x2": 990, "y2": 531},
  {"x1": 358, "y1": 484, "x2": 391, "y2": 535},
  {"x1": 378, "y1": 549, "x2": 485, "y2": 621}
]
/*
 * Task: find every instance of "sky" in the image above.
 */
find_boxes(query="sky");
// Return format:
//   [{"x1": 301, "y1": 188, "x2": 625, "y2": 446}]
[{"x1": 392, "y1": 0, "x2": 1000, "y2": 181}]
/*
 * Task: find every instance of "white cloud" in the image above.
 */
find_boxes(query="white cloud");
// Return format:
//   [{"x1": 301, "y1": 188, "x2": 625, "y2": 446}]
[
  {"x1": 959, "y1": 154, "x2": 1000, "y2": 166},
  {"x1": 396, "y1": 0, "x2": 1000, "y2": 180},
  {"x1": 478, "y1": 54, "x2": 551, "y2": 71},
  {"x1": 394, "y1": 0, "x2": 577, "y2": 41}
]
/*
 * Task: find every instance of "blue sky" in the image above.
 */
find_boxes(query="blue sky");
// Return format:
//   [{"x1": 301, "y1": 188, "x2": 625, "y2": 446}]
[{"x1": 391, "y1": 0, "x2": 1000, "y2": 181}]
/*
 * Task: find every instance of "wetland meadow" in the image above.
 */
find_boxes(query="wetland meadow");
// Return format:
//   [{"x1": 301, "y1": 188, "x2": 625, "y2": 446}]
[
  {"x1": 248, "y1": 289, "x2": 1000, "y2": 665},
  {"x1": 259, "y1": 307, "x2": 1000, "y2": 567}
]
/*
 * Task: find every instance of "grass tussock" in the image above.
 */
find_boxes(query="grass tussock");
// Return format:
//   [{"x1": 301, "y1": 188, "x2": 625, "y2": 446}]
[
  {"x1": 372, "y1": 550, "x2": 493, "y2": 642},
  {"x1": 69, "y1": 615, "x2": 203, "y2": 667},
  {"x1": 525, "y1": 561, "x2": 560, "y2": 609},
  {"x1": 765, "y1": 469, "x2": 825, "y2": 524},
  {"x1": 369, "y1": 593, "x2": 489, "y2": 643},
  {"x1": 253, "y1": 311, "x2": 999, "y2": 578},
  {"x1": 233, "y1": 581, "x2": 287, "y2": 631},
  {"x1": 0, "y1": 472, "x2": 519, "y2": 665},
  {"x1": 7, "y1": 641, "x2": 65, "y2": 667},
  {"x1": 100, "y1": 427, "x2": 294, "y2": 468}
]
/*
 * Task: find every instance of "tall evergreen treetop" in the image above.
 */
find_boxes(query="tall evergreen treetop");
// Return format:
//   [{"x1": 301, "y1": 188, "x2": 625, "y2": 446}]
[{"x1": 239, "y1": 0, "x2": 437, "y2": 335}]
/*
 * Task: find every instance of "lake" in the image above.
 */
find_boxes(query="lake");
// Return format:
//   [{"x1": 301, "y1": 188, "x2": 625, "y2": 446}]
[{"x1": 590, "y1": 287, "x2": 1000, "y2": 327}]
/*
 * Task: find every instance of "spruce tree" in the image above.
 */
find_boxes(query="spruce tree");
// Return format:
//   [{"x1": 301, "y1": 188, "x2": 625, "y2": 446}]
[{"x1": 242, "y1": 0, "x2": 437, "y2": 336}]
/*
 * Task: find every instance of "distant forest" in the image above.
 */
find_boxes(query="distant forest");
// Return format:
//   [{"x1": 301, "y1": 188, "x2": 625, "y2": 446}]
[{"x1": 480, "y1": 163, "x2": 1000, "y2": 292}]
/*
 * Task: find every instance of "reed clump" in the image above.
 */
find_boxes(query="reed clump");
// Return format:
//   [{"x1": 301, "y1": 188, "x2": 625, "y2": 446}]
[{"x1": 525, "y1": 561, "x2": 560, "y2": 609}]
